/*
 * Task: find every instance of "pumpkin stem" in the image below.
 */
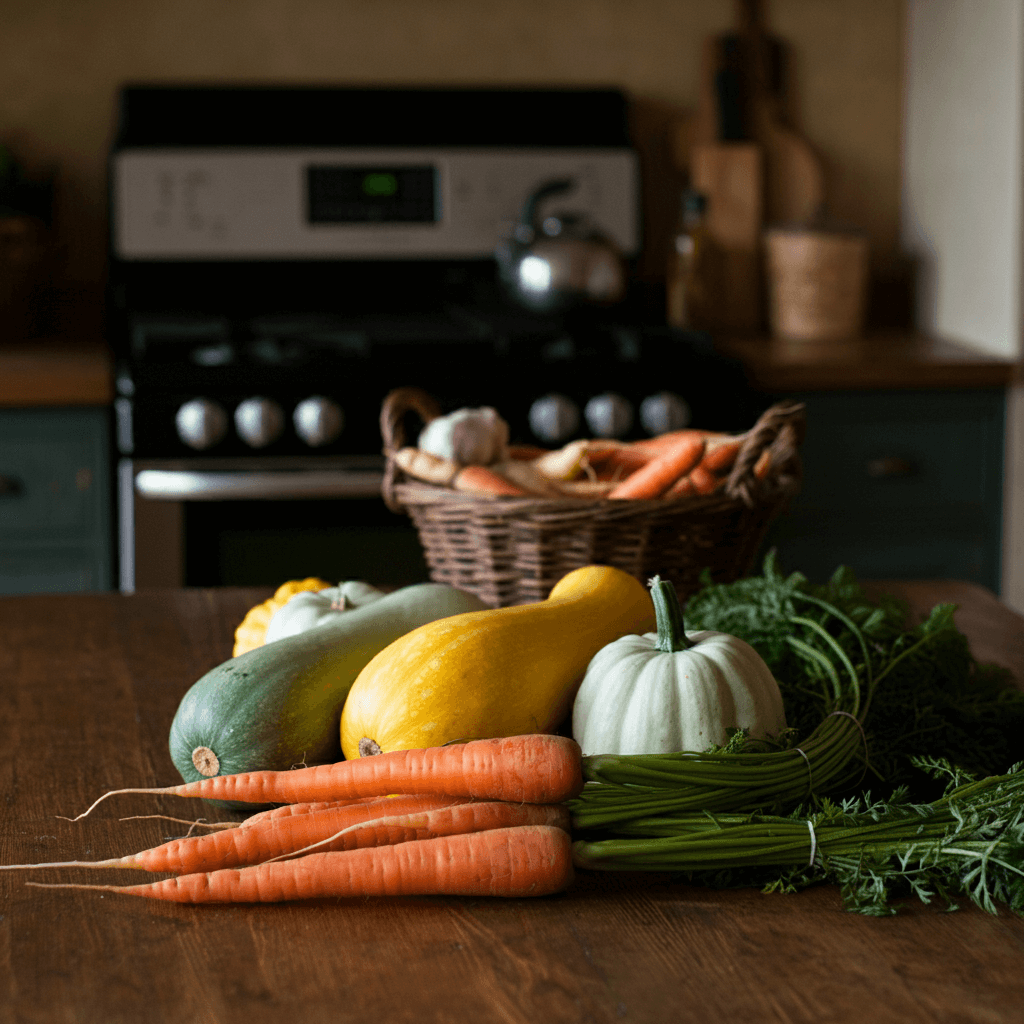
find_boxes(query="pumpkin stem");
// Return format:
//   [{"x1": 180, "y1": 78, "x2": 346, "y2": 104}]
[{"x1": 649, "y1": 576, "x2": 692, "y2": 652}]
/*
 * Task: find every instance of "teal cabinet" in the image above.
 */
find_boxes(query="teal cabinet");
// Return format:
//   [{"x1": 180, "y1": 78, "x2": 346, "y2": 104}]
[
  {"x1": 0, "y1": 408, "x2": 113, "y2": 593},
  {"x1": 759, "y1": 389, "x2": 1005, "y2": 590}
]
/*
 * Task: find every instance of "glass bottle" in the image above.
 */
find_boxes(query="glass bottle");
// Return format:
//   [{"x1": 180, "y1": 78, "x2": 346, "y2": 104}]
[{"x1": 666, "y1": 189, "x2": 709, "y2": 330}]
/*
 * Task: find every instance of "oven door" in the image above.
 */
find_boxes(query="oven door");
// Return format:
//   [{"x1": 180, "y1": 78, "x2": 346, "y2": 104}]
[{"x1": 118, "y1": 457, "x2": 429, "y2": 591}]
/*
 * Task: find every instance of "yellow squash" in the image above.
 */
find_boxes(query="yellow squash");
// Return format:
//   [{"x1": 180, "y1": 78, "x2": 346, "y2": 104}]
[{"x1": 340, "y1": 564, "x2": 656, "y2": 758}]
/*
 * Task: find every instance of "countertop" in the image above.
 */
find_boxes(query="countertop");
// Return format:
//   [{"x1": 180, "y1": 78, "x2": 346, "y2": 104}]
[
  {"x1": 717, "y1": 330, "x2": 1020, "y2": 392},
  {"x1": 0, "y1": 333, "x2": 114, "y2": 406},
  {"x1": 0, "y1": 579, "x2": 1022, "y2": 1024},
  {"x1": 0, "y1": 328, "x2": 1018, "y2": 408}
]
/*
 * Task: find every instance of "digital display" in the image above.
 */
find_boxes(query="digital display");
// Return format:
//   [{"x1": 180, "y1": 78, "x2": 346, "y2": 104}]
[{"x1": 306, "y1": 165, "x2": 437, "y2": 223}]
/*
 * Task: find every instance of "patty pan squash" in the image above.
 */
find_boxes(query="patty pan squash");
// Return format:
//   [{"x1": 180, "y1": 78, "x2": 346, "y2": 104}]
[{"x1": 232, "y1": 577, "x2": 333, "y2": 656}]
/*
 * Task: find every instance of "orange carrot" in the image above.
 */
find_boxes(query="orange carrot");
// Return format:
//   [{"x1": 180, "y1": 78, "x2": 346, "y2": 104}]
[
  {"x1": 6, "y1": 798, "x2": 570, "y2": 876},
  {"x1": 239, "y1": 793, "x2": 433, "y2": 827},
  {"x1": 8, "y1": 796, "x2": 464, "y2": 875},
  {"x1": 700, "y1": 436, "x2": 745, "y2": 475},
  {"x1": 274, "y1": 800, "x2": 572, "y2": 863},
  {"x1": 67, "y1": 735, "x2": 584, "y2": 820},
  {"x1": 663, "y1": 475, "x2": 696, "y2": 498},
  {"x1": 452, "y1": 465, "x2": 530, "y2": 497},
  {"x1": 688, "y1": 463, "x2": 722, "y2": 496},
  {"x1": 584, "y1": 443, "x2": 653, "y2": 480},
  {"x1": 754, "y1": 448, "x2": 772, "y2": 480},
  {"x1": 627, "y1": 428, "x2": 727, "y2": 459},
  {"x1": 26, "y1": 825, "x2": 575, "y2": 902},
  {"x1": 606, "y1": 435, "x2": 706, "y2": 500}
]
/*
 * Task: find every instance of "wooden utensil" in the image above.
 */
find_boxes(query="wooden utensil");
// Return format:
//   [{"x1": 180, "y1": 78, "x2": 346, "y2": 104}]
[
  {"x1": 680, "y1": 0, "x2": 825, "y2": 226},
  {"x1": 735, "y1": 0, "x2": 824, "y2": 225}
]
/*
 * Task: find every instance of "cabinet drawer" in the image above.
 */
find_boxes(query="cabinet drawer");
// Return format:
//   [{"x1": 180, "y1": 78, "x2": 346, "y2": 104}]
[
  {"x1": 0, "y1": 546, "x2": 109, "y2": 595},
  {"x1": 794, "y1": 389, "x2": 1003, "y2": 511},
  {"x1": 760, "y1": 388, "x2": 1005, "y2": 590},
  {"x1": 0, "y1": 408, "x2": 110, "y2": 539}
]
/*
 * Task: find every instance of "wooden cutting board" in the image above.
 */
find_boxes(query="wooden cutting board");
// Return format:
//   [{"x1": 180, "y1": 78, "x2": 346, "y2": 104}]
[
  {"x1": 689, "y1": 141, "x2": 764, "y2": 333},
  {"x1": 684, "y1": 5, "x2": 825, "y2": 223},
  {"x1": 671, "y1": 0, "x2": 824, "y2": 332},
  {"x1": 736, "y1": 0, "x2": 824, "y2": 225}
]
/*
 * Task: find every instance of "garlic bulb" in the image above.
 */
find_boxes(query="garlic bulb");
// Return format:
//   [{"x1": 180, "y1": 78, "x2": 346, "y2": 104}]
[{"x1": 417, "y1": 407, "x2": 510, "y2": 466}]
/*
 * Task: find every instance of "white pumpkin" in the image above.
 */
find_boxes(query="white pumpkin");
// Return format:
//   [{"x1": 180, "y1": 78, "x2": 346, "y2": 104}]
[
  {"x1": 572, "y1": 576, "x2": 787, "y2": 756},
  {"x1": 263, "y1": 581, "x2": 387, "y2": 644}
]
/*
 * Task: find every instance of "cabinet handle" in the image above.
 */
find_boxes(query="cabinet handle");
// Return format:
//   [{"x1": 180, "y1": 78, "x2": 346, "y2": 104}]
[
  {"x1": 0, "y1": 475, "x2": 23, "y2": 496},
  {"x1": 865, "y1": 456, "x2": 917, "y2": 479}
]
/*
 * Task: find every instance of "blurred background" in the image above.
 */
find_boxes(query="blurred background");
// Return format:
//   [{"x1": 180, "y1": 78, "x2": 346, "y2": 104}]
[{"x1": 1, "y1": 0, "x2": 1021, "y2": 613}]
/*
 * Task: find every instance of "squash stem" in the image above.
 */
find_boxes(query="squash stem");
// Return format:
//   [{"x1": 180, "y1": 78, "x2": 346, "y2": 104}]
[{"x1": 649, "y1": 576, "x2": 692, "y2": 652}]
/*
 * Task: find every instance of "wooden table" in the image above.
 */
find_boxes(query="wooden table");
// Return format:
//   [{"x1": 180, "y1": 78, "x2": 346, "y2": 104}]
[{"x1": 1, "y1": 582, "x2": 1022, "y2": 1024}]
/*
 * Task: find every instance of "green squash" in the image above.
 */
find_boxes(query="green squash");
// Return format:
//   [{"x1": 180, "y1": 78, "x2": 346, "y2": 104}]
[{"x1": 168, "y1": 582, "x2": 488, "y2": 806}]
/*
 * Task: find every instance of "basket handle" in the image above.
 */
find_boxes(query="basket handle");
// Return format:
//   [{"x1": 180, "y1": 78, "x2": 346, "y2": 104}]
[
  {"x1": 725, "y1": 400, "x2": 806, "y2": 508},
  {"x1": 379, "y1": 386, "x2": 444, "y2": 511}
]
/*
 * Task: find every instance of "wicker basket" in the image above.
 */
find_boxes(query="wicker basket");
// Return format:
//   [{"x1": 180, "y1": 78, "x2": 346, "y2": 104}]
[
  {"x1": 380, "y1": 388, "x2": 806, "y2": 607},
  {"x1": 764, "y1": 227, "x2": 869, "y2": 342}
]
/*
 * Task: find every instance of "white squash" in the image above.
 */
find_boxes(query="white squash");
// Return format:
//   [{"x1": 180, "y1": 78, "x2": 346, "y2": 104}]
[
  {"x1": 417, "y1": 406, "x2": 510, "y2": 466},
  {"x1": 572, "y1": 576, "x2": 787, "y2": 756},
  {"x1": 263, "y1": 581, "x2": 387, "y2": 644}
]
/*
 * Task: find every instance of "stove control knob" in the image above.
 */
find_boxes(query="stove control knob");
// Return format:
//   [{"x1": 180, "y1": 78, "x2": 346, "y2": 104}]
[
  {"x1": 293, "y1": 396, "x2": 344, "y2": 448},
  {"x1": 175, "y1": 398, "x2": 228, "y2": 451},
  {"x1": 584, "y1": 392, "x2": 634, "y2": 439},
  {"x1": 234, "y1": 397, "x2": 285, "y2": 449},
  {"x1": 529, "y1": 393, "x2": 580, "y2": 444},
  {"x1": 640, "y1": 391, "x2": 692, "y2": 436}
]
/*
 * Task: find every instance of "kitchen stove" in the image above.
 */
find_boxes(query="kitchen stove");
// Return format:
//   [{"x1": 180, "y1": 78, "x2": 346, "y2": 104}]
[{"x1": 109, "y1": 85, "x2": 753, "y2": 590}]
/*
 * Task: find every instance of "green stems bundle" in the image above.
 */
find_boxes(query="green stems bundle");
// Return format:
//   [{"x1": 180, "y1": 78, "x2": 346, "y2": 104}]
[
  {"x1": 571, "y1": 709, "x2": 867, "y2": 828},
  {"x1": 572, "y1": 759, "x2": 1024, "y2": 916}
]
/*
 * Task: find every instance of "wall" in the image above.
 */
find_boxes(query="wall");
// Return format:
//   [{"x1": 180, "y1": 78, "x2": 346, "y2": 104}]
[
  {"x1": 902, "y1": 0, "x2": 1024, "y2": 613},
  {"x1": 902, "y1": 0, "x2": 1024, "y2": 359},
  {"x1": 0, "y1": 0, "x2": 905, "y2": 296}
]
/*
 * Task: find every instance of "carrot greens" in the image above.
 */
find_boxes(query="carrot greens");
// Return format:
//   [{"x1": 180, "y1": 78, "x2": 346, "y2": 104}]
[{"x1": 573, "y1": 758, "x2": 1024, "y2": 917}]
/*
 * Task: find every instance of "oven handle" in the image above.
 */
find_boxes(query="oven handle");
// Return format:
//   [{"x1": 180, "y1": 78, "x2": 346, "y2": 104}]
[{"x1": 134, "y1": 468, "x2": 385, "y2": 501}]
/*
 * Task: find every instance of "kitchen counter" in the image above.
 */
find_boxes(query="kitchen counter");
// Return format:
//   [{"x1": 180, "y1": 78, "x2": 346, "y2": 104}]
[
  {"x1": 0, "y1": 333, "x2": 113, "y2": 406},
  {"x1": 0, "y1": 328, "x2": 1017, "y2": 409},
  {"x1": 0, "y1": 580, "x2": 1022, "y2": 1023},
  {"x1": 717, "y1": 330, "x2": 1019, "y2": 392}
]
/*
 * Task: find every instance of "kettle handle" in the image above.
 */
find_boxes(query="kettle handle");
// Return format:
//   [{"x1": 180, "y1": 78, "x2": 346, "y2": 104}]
[{"x1": 516, "y1": 177, "x2": 576, "y2": 238}]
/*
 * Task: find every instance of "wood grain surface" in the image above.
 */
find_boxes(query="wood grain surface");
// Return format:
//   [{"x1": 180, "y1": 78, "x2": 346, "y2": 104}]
[{"x1": 1, "y1": 584, "x2": 1022, "y2": 1024}]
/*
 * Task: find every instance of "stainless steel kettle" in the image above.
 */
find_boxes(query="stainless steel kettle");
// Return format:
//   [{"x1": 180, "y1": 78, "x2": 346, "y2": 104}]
[{"x1": 495, "y1": 178, "x2": 627, "y2": 314}]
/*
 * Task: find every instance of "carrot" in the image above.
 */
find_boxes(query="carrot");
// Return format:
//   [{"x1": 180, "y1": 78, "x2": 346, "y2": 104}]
[
  {"x1": 583, "y1": 442, "x2": 653, "y2": 480},
  {"x1": 663, "y1": 475, "x2": 696, "y2": 498},
  {"x1": 700, "y1": 436, "x2": 745, "y2": 475},
  {"x1": 452, "y1": 465, "x2": 530, "y2": 497},
  {"x1": 627, "y1": 428, "x2": 727, "y2": 459},
  {"x1": 6, "y1": 798, "x2": 570, "y2": 876},
  {"x1": 688, "y1": 463, "x2": 721, "y2": 496},
  {"x1": 5, "y1": 795, "x2": 470, "y2": 875},
  {"x1": 754, "y1": 448, "x2": 772, "y2": 480},
  {"x1": 606, "y1": 435, "x2": 706, "y2": 500},
  {"x1": 67, "y1": 735, "x2": 585, "y2": 820},
  {"x1": 238, "y1": 792, "x2": 461, "y2": 826},
  {"x1": 272, "y1": 800, "x2": 572, "y2": 863},
  {"x1": 26, "y1": 825, "x2": 575, "y2": 902}
]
